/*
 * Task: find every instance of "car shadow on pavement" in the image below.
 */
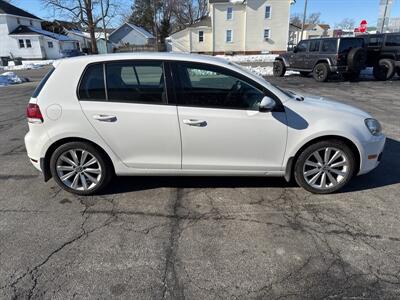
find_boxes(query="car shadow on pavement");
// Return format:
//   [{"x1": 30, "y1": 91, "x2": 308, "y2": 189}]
[
  {"x1": 344, "y1": 137, "x2": 400, "y2": 192},
  {"x1": 101, "y1": 138, "x2": 400, "y2": 195}
]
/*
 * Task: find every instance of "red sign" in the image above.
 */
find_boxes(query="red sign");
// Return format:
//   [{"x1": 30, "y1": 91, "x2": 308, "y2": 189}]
[{"x1": 359, "y1": 20, "x2": 368, "y2": 33}]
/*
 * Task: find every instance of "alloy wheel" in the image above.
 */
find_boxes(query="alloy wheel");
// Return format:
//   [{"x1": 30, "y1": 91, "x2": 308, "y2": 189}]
[
  {"x1": 302, "y1": 147, "x2": 350, "y2": 190},
  {"x1": 56, "y1": 149, "x2": 102, "y2": 191}
]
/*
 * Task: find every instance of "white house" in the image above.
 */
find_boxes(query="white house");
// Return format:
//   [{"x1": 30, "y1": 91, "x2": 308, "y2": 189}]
[
  {"x1": 0, "y1": 0, "x2": 77, "y2": 59},
  {"x1": 168, "y1": 0, "x2": 295, "y2": 55},
  {"x1": 298, "y1": 24, "x2": 332, "y2": 40},
  {"x1": 108, "y1": 22, "x2": 155, "y2": 47}
]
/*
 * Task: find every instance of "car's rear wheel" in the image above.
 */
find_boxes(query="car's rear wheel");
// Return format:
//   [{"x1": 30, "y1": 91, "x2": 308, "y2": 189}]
[
  {"x1": 347, "y1": 47, "x2": 367, "y2": 72},
  {"x1": 294, "y1": 140, "x2": 356, "y2": 194},
  {"x1": 373, "y1": 59, "x2": 395, "y2": 81},
  {"x1": 50, "y1": 142, "x2": 112, "y2": 195},
  {"x1": 273, "y1": 60, "x2": 286, "y2": 77},
  {"x1": 397, "y1": 68, "x2": 400, "y2": 77},
  {"x1": 300, "y1": 71, "x2": 310, "y2": 77},
  {"x1": 313, "y1": 63, "x2": 330, "y2": 82}
]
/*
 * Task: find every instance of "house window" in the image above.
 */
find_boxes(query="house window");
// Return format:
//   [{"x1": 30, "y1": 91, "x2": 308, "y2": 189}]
[
  {"x1": 48, "y1": 41, "x2": 54, "y2": 48},
  {"x1": 18, "y1": 39, "x2": 25, "y2": 48},
  {"x1": 227, "y1": 7, "x2": 233, "y2": 20},
  {"x1": 17, "y1": 18, "x2": 21, "y2": 25},
  {"x1": 199, "y1": 31, "x2": 204, "y2": 42},
  {"x1": 265, "y1": 6, "x2": 271, "y2": 19},
  {"x1": 26, "y1": 39, "x2": 32, "y2": 48},
  {"x1": 264, "y1": 29, "x2": 270, "y2": 40},
  {"x1": 226, "y1": 30, "x2": 233, "y2": 43}
]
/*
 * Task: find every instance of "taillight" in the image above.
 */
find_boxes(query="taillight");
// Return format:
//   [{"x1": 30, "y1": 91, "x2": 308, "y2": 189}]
[{"x1": 26, "y1": 103, "x2": 43, "y2": 124}]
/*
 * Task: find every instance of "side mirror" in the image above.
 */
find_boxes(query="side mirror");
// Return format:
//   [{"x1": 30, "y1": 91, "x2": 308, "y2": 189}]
[
  {"x1": 293, "y1": 46, "x2": 298, "y2": 53},
  {"x1": 259, "y1": 96, "x2": 276, "y2": 112}
]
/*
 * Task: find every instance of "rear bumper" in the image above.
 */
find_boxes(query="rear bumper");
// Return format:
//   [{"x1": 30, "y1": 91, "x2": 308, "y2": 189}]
[{"x1": 358, "y1": 134, "x2": 386, "y2": 175}]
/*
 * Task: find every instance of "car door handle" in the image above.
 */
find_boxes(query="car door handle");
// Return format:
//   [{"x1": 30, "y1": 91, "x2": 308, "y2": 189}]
[
  {"x1": 183, "y1": 119, "x2": 207, "y2": 127},
  {"x1": 93, "y1": 114, "x2": 117, "y2": 122}
]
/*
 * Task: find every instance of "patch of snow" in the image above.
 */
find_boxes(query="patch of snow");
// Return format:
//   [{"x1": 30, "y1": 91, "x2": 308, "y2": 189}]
[
  {"x1": 244, "y1": 66, "x2": 298, "y2": 77},
  {"x1": 216, "y1": 54, "x2": 278, "y2": 63},
  {"x1": 0, "y1": 60, "x2": 54, "y2": 71},
  {"x1": 0, "y1": 72, "x2": 28, "y2": 86}
]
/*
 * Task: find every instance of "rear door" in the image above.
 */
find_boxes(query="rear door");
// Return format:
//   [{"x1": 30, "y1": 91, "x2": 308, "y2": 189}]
[
  {"x1": 307, "y1": 39, "x2": 321, "y2": 69},
  {"x1": 78, "y1": 60, "x2": 181, "y2": 169}
]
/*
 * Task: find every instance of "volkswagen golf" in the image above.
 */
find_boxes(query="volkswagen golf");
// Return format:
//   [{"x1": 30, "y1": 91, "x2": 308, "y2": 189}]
[{"x1": 25, "y1": 53, "x2": 385, "y2": 195}]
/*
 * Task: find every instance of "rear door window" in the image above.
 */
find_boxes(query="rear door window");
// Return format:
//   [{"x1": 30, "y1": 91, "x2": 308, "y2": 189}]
[
  {"x1": 321, "y1": 39, "x2": 338, "y2": 53},
  {"x1": 78, "y1": 64, "x2": 106, "y2": 101},
  {"x1": 385, "y1": 34, "x2": 400, "y2": 47},
  {"x1": 32, "y1": 67, "x2": 55, "y2": 98},
  {"x1": 105, "y1": 61, "x2": 166, "y2": 104},
  {"x1": 309, "y1": 40, "x2": 321, "y2": 52}
]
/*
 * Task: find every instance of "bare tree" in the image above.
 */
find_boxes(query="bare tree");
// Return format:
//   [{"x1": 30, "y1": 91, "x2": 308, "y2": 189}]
[
  {"x1": 335, "y1": 18, "x2": 355, "y2": 30},
  {"x1": 307, "y1": 12, "x2": 321, "y2": 24},
  {"x1": 290, "y1": 14, "x2": 302, "y2": 27},
  {"x1": 43, "y1": 0, "x2": 119, "y2": 53},
  {"x1": 172, "y1": 0, "x2": 208, "y2": 29}
]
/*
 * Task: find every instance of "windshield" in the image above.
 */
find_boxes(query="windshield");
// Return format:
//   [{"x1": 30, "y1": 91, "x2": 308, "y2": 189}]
[
  {"x1": 229, "y1": 62, "x2": 296, "y2": 99},
  {"x1": 32, "y1": 67, "x2": 54, "y2": 98}
]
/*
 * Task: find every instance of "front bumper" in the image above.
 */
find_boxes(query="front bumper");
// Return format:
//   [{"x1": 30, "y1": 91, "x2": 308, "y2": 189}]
[{"x1": 358, "y1": 134, "x2": 386, "y2": 175}]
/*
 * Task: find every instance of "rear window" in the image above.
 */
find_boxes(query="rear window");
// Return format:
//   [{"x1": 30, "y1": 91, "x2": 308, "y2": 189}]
[
  {"x1": 339, "y1": 38, "x2": 364, "y2": 53},
  {"x1": 367, "y1": 35, "x2": 383, "y2": 47},
  {"x1": 32, "y1": 67, "x2": 55, "y2": 98},
  {"x1": 385, "y1": 34, "x2": 400, "y2": 47},
  {"x1": 78, "y1": 64, "x2": 106, "y2": 101}
]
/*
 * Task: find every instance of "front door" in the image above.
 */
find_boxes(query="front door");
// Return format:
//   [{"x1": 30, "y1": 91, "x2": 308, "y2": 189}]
[
  {"x1": 291, "y1": 40, "x2": 310, "y2": 69},
  {"x1": 79, "y1": 61, "x2": 181, "y2": 169},
  {"x1": 172, "y1": 62, "x2": 287, "y2": 172}
]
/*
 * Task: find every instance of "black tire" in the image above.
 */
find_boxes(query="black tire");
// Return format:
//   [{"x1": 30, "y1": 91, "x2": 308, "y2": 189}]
[
  {"x1": 342, "y1": 71, "x2": 360, "y2": 81},
  {"x1": 373, "y1": 59, "x2": 395, "y2": 81},
  {"x1": 313, "y1": 63, "x2": 330, "y2": 82},
  {"x1": 273, "y1": 60, "x2": 286, "y2": 77},
  {"x1": 347, "y1": 47, "x2": 367, "y2": 72},
  {"x1": 300, "y1": 71, "x2": 310, "y2": 77},
  {"x1": 397, "y1": 68, "x2": 400, "y2": 77},
  {"x1": 294, "y1": 139, "x2": 356, "y2": 194},
  {"x1": 50, "y1": 141, "x2": 113, "y2": 195}
]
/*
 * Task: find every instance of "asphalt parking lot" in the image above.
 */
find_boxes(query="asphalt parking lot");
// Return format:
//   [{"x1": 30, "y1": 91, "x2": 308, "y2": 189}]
[{"x1": 0, "y1": 66, "x2": 399, "y2": 299}]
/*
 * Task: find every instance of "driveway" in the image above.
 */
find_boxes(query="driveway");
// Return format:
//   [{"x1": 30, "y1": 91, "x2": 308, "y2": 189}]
[{"x1": 0, "y1": 67, "x2": 399, "y2": 299}]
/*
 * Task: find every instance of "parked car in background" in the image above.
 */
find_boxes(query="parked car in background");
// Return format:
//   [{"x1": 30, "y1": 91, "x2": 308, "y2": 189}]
[
  {"x1": 362, "y1": 33, "x2": 400, "y2": 81},
  {"x1": 25, "y1": 53, "x2": 385, "y2": 195},
  {"x1": 61, "y1": 49, "x2": 86, "y2": 58},
  {"x1": 273, "y1": 37, "x2": 367, "y2": 82}
]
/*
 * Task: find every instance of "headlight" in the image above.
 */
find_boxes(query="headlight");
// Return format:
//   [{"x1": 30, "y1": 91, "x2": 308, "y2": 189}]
[{"x1": 365, "y1": 118, "x2": 382, "y2": 136}]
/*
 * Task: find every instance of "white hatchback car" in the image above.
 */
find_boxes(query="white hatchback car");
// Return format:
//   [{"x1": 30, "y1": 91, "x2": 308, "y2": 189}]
[{"x1": 25, "y1": 53, "x2": 385, "y2": 195}]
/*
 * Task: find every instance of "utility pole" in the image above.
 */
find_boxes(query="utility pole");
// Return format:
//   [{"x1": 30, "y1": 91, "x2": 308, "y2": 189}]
[
  {"x1": 381, "y1": 0, "x2": 389, "y2": 33},
  {"x1": 300, "y1": 0, "x2": 308, "y2": 41},
  {"x1": 100, "y1": 0, "x2": 108, "y2": 53},
  {"x1": 153, "y1": 0, "x2": 159, "y2": 51}
]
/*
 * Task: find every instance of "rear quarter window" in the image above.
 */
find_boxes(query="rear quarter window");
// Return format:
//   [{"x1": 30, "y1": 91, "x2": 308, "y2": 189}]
[
  {"x1": 78, "y1": 63, "x2": 106, "y2": 101},
  {"x1": 321, "y1": 40, "x2": 337, "y2": 53},
  {"x1": 32, "y1": 67, "x2": 55, "y2": 98}
]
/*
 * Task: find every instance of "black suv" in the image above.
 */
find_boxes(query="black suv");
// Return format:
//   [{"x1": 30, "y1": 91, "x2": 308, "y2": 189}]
[
  {"x1": 363, "y1": 33, "x2": 400, "y2": 81},
  {"x1": 273, "y1": 37, "x2": 367, "y2": 82}
]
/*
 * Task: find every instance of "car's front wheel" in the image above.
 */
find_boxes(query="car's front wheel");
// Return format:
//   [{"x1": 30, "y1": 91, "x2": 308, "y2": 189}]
[
  {"x1": 50, "y1": 142, "x2": 112, "y2": 195},
  {"x1": 273, "y1": 60, "x2": 286, "y2": 77},
  {"x1": 313, "y1": 63, "x2": 330, "y2": 82},
  {"x1": 294, "y1": 140, "x2": 356, "y2": 194}
]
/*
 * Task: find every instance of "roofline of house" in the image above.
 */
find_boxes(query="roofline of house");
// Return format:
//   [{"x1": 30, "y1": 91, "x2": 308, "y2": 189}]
[
  {"x1": 0, "y1": 13, "x2": 43, "y2": 21},
  {"x1": 109, "y1": 22, "x2": 154, "y2": 39}
]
